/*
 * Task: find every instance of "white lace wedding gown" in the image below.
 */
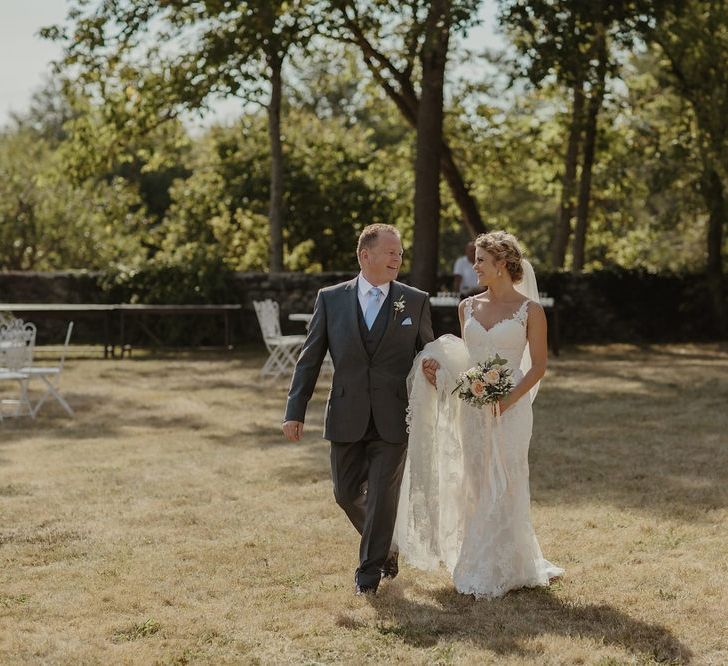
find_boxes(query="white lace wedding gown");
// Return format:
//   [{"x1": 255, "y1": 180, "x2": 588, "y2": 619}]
[{"x1": 394, "y1": 297, "x2": 563, "y2": 598}]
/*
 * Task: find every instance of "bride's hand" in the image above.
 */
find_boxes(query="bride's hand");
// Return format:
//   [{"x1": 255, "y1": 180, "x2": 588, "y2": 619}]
[
  {"x1": 422, "y1": 358, "x2": 439, "y2": 387},
  {"x1": 497, "y1": 397, "x2": 513, "y2": 414}
]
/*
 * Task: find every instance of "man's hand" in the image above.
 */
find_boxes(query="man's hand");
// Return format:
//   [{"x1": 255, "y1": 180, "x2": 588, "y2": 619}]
[
  {"x1": 283, "y1": 420, "x2": 305, "y2": 442},
  {"x1": 421, "y1": 358, "x2": 440, "y2": 387}
]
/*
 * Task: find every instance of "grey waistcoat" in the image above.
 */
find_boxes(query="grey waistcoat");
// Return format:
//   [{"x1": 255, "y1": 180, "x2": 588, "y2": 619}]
[{"x1": 357, "y1": 290, "x2": 392, "y2": 358}]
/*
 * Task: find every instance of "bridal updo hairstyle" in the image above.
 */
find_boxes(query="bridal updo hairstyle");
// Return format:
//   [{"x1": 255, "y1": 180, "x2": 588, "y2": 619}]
[{"x1": 475, "y1": 231, "x2": 524, "y2": 283}]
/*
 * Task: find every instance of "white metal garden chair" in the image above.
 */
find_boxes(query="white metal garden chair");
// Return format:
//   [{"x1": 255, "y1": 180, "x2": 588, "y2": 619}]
[
  {"x1": 20, "y1": 321, "x2": 75, "y2": 418},
  {"x1": 253, "y1": 300, "x2": 306, "y2": 381},
  {"x1": 0, "y1": 318, "x2": 36, "y2": 419}
]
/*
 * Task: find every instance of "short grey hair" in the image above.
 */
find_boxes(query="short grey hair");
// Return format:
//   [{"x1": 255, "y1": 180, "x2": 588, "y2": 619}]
[{"x1": 357, "y1": 224, "x2": 401, "y2": 255}]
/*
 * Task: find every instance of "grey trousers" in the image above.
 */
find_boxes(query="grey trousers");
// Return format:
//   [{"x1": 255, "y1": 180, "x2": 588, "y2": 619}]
[{"x1": 330, "y1": 437, "x2": 407, "y2": 588}]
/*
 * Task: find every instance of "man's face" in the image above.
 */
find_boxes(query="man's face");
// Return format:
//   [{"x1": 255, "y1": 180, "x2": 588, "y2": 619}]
[{"x1": 360, "y1": 232, "x2": 403, "y2": 285}]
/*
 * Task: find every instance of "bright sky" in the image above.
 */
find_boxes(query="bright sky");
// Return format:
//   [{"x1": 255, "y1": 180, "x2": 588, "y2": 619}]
[
  {"x1": 0, "y1": 0, "x2": 503, "y2": 129},
  {"x1": 1, "y1": 0, "x2": 67, "y2": 125}
]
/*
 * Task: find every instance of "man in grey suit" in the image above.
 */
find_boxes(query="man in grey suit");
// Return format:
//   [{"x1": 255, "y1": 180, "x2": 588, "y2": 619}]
[{"x1": 283, "y1": 224, "x2": 435, "y2": 595}]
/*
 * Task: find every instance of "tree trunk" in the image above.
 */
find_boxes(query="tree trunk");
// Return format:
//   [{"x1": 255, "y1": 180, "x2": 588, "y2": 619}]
[
  {"x1": 441, "y1": 141, "x2": 487, "y2": 237},
  {"x1": 552, "y1": 79, "x2": 584, "y2": 269},
  {"x1": 572, "y1": 30, "x2": 607, "y2": 272},
  {"x1": 267, "y1": 52, "x2": 284, "y2": 273},
  {"x1": 411, "y1": 0, "x2": 450, "y2": 293},
  {"x1": 701, "y1": 163, "x2": 727, "y2": 336},
  {"x1": 352, "y1": 31, "x2": 485, "y2": 237}
]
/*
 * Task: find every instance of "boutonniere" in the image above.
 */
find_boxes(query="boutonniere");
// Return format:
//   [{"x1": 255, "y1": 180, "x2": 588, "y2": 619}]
[{"x1": 393, "y1": 294, "x2": 406, "y2": 318}]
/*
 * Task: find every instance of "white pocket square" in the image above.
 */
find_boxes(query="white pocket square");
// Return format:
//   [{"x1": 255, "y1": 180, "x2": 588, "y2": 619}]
[{"x1": 401, "y1": 316, "x2": 413, "y2": 326}]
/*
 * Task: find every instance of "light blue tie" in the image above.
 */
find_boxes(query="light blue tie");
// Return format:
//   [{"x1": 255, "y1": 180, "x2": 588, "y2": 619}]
[{"x1": 364, "y1": 287, "x2": 383, "y2": 330}]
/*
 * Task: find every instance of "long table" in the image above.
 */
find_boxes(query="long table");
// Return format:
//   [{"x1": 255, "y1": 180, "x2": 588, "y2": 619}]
[
  {"x1": 0, "y1": 304, "x2": 116, "y2": 357},
  {"x1": 0, "y1": 304, "x2": 242, "y2": 358},
  {"x1": 118, "y1": 304, "x2": 241, "y2": 357}
]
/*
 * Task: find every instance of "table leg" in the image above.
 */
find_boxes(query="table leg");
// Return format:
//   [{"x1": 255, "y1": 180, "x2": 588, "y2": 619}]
[
  {"x1": 104, "y1": 311, "x2": 113, "y2": 359},
  {"x1": 120, "y1": 311, "x2": 127, "y2": 358},
  {"x1": 550, "y1": 307, "x2": 560, "y2": 356}
]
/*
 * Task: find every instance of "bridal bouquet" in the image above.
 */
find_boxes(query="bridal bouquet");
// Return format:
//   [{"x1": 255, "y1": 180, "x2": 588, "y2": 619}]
[{"x1": 452, "y1": 354, "x2": 514, "y2": 408}]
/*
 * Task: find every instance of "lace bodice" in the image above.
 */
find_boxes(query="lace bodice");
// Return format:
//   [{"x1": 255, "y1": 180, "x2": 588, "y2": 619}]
[{"x1": 463, "y1": 298, "x2": 529, "y2": 371}]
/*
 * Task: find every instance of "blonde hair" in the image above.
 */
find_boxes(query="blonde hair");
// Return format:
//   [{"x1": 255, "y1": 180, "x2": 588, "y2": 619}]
[
  {"x1": 357, "y1": 224, "x2": 400, "y2": 255},
  {"x1": 474, "y1": 230, "x2": 524, "y2": 283}
]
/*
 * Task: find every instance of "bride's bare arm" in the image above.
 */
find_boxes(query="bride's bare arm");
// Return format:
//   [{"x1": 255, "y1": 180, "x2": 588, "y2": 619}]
[
  {"x1": 499, "y1": 301, "x2": 548, "y2": 413},
  {"x1": 458, "y1": 298, "x2": 467, "y2": 337}
]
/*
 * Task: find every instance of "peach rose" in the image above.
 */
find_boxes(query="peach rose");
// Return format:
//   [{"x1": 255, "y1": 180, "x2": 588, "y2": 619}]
[
  {"x1": 470, "y1": 380, "x2": 486, "y2": 397},
  {"x1": 484, "y1": 369, "x2": 500, "y2": 385}
]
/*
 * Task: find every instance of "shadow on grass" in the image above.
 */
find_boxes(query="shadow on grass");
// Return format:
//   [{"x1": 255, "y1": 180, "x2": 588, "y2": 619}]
[
  {"x1": 529, "y1": 377, "x2": 728, "y2": 519},
  {"x1": 365, "y1": 585, "x2": 692, "y2": 663},
  {"x1": 0, "y1": 393, "x2": 214, "y2": 444},
  {"x1": 566, "y1": 342, "x2": 728, "y2": 365},
  {"x1": 275, "y1": 463, "x2": 331, "y2": 485},
  {"x1": 96, "y1": 363, "x2": 265, "y2": 390}
]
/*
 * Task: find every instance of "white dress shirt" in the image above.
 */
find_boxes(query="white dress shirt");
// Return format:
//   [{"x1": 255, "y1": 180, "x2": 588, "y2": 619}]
[
  {"x1": 453, "y1": 255, "x2": 478, "y2": 294},
  {"x1": 357, "y1": 273, "x2": 390, "y2": 322}
]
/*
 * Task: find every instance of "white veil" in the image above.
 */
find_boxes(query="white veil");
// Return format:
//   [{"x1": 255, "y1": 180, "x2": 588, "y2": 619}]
[{"x1": 514, "y1": 258, "x2": 541, "y2": 403}]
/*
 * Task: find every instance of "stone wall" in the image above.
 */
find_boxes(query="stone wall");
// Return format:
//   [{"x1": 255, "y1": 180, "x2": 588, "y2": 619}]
[
  {"x1": 0, "y1": 271, "x2": 364, "y2": 345},
  {"x1": 1, "y1": 269, "x2": 724, "y2": 346}
]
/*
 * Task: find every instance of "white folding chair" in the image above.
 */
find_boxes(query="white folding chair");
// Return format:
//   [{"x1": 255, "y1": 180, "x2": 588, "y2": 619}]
[
  {"x1": 22, "y1": 321, "x2": 75, "y2": 418},
  {"x1": 289, "y1": 312, "x2": 333, "y2": 376},
  {"x1": 0, "y1": 318, "x2": 35, "y2": 419},
  {"x1": 0, "y1": 371, "x2": 33, "y2": 422},
  {"x1": 253, "y1": 300, "x2": 306, "y2": 381}
]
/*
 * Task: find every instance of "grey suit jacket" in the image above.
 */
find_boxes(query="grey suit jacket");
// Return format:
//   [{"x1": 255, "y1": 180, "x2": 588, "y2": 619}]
[{"x1": 284, "y1": 277, "x2": 434, "y2": 444}]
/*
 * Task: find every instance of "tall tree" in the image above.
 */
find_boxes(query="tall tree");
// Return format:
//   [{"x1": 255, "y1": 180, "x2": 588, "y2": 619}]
[
  {"x1": 326, "y1": 0, "x2": 480, "y2": 292},
  {"x1": 499, "y1": 0, "x2": 588, "y2": 268},
  {"x1": 555, "y1": 80, "x2": 584, "y2": 267},
  {"x1": 499, "y1": 0, "x2": 679, "y2": 270},
  {"x1": 0, "y1": 129, "x2": 146, "y2": 271},
  {"x1": 9, "y1": 77, "x2": 75, "y2": 145},
  {"x1": 648, "y1": 0, "x2": 728, "y2": 334},
  {"x1": 327, "y1": 0, "x2": 485, "y2": 246},
  {"x1": 156, "y1": 107, "x2": 404, "y2": 272},
  {"x1": 43, "y1": 0, "x2": 317, "y2": 272},
  {"x1": 572, "y1": 22, "x2": 608, "y2": 270},
  {"x1": 411, "y1": 0, "x2": 451, "y2": 291}
]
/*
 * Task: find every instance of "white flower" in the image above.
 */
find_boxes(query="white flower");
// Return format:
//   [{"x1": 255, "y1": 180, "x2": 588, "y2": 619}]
[
  {"x1": 484, "y1": 369, "x2": 500, "y2": 385},
  {"x1": 471, "y1": 380, "x2": 486, "y2": 397},
  {"x1": 393, "y1": 295, "x2": 406, "y2": 316}
]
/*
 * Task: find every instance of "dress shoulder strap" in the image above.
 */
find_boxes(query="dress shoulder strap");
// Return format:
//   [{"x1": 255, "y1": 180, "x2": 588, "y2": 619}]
[
  {"x1": 514, "y1": 299, "x2": 530, "y2": 325},
  {"x1": 464, "y1": 297, "x2": 474, "y2": 321}
]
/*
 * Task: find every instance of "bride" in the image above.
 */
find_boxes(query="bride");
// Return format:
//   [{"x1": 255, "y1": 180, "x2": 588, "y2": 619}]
[{"x1": 394, "y1": 231, "x2": 563, "y2": 598}]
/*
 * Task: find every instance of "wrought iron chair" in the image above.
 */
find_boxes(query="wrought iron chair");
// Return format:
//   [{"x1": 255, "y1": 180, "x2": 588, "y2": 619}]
[{"x1": 0, "y1": 318, "x2": 35, "y2": 419}]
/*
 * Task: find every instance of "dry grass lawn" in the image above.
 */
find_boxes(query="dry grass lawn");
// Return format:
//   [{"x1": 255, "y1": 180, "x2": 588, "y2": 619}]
[{"x1": 0, "y1": 343, "x2": 726, "y2": 665}]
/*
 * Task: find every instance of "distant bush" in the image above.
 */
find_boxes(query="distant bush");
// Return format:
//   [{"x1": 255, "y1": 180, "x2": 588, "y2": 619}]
[{"x1": 536, "y1": 268, "x2": 726, "y2": 343}]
